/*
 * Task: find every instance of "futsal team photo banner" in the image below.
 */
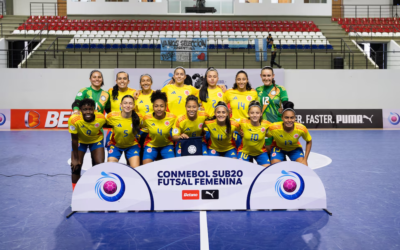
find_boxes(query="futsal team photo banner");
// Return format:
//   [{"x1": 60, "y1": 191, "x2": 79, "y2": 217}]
[
  {"x1": 71, "y1": 158, "x2": 327, "y2": 212},
  {"x1": 160, "y1": 38, "x2": 208, "y2": 62}
]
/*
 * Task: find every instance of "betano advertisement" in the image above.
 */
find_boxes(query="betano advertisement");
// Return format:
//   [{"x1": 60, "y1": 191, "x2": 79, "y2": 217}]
[{"x1": 9, "y1": 109, "x2": 72, "y2": 130}]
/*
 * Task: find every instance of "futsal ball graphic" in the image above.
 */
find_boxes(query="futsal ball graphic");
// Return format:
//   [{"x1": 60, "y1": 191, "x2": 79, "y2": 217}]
[
  {"x1": 103, "y1": 181, "x2": 117, "y2": 194},
  {"x1": 283, "y1": 179, "x2": 297, "y2": 193},
  {"x1": 188, "y1": 145, "x2": 197, "y2": 154},
  {"x1": 388, "y1": 112, "x2": 400, "y2": 125},
  {"x1": 0, "y1": 113, "x2": 6, "y2": 126}
]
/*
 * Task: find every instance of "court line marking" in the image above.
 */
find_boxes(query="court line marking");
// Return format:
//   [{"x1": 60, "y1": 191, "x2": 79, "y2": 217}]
[{"x1": 200, "y1": 211, "x2": 210, "y2": 250}]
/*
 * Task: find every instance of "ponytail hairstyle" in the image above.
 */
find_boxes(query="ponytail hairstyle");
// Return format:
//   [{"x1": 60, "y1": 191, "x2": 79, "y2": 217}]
[
  {"x1": 233, "y1": 70, "x2": 252, "y2": 91},
  {"x1": 151, "y1": 89, "x2": 168, "y2": 104},
  {"x1": 89, "y1": 70, "x2": 105, "y2": 86},
  {"x1": 207, "y1": 101, "x2": 231, "y2": 135},
  {"x1": 248, "y1": 100, "x2": 263, "y2": 123},
  {"x1": 199, "y1": 67, "x2": 218, "y2": 103},
  {"x1": 185, "y1": 94, "x2": 200, "y2": 107},
  {"x1": 172, "y1": 66, "x2": 186, "y2": 83},
  {"x1": 261, "y1": 66, "x2": 277, "y2": 91},
  {"x1": 282, "y1": 101, "x2": 295, "y2": 116},
  {"x1": 121, "y1": 95, "x2": 140, "y2": 135},
  {"x1": 112, "y1": 71, "x2": 130, "y2": 100}
]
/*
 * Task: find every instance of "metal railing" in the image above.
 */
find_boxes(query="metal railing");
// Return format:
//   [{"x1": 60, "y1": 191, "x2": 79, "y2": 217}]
[
  {"x1": 346, "y1": 24, "x2": 400, "y2": 40},
  {"x1": 30, "y1": 2, "x2": 67, "y2": 16},
  {"x1": 333, "y1": 4, "x2": 400, "y2": 19}
]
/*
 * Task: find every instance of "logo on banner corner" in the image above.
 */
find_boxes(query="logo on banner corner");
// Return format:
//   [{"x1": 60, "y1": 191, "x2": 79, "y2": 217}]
[
  {"x1": 275, "y1": 170, "x2": 305, "y2": 200},
  {"x1": 95, "y1": 172, "x2": 125, "y2": 202},
  {"x1": 24, "y1": 111, "x2": 40, "y2": 128},
  {"x1": 388, "y1": 112, "x2": 400, "y2": 125},
  {"x1": 0, "y1": 113, "x2": 6, "y2": 126}
]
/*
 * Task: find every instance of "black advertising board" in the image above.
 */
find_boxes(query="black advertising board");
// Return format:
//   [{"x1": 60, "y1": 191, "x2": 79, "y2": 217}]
[{"x1": 295, "y1": 110, "x2": 383, "y2": 129}]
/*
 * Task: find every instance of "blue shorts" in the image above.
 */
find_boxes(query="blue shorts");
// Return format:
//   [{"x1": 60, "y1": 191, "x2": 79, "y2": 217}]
[
  {"x1": 73, "y1": 140, "x2": 104, "y2": 153},
  {"x1": 270, "y1": 147, "x2": 304, "y2": 161},
  {"x1": 108, "y1": 144, "x2": 140, "y2": 160},
  {"x1": 143, "y1": 145, "x2": 175, "y2": 161},
  {"x1": 208, "y1": 148, "x2": 237, "y2": 158},
  {"x1": 105, "y1": 130, "x2": 113, "y2": 149},
  {"x1": 238, "y1": 151, "x2": 270, "y2": 165},
  {"x1": 176, "y1": 142, "x2": 208, "y2": 157},
  {"x1": 233, "y1": 131, "x2": 242, "y2": 149}
]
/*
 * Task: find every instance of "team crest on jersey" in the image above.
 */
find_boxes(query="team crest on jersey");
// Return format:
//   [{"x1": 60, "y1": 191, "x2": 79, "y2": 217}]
[
  {"x1": 294, "y1": 134, "x2": 299, "y2": 138},
  {"x1": 95, "y1": 123, "x2": 99, "y2": 128},
  {"x1": 272, "y1": 153, "x2": 276, "y2": 157},
  {"x1": 211, "y1": 149, "x2": 216, "y2": 154},
  {"x1": 246, "y1": 95, "x2": 252, "y2": 101},
  {"x1": 147, "y1": 148, "x2": 152, "y2": 153},
  {"x1": 198, "y1": 123, "x2": 203, "y2": 129},
  {"x1": 178, "y1": 149, "x2": 181, "y2": 154},
  {"x1": 109, "y1": 149, "x2": 113, "y2": 154},
  {"x1": 70, "y1": 125, "x2": 76, "y2": 131},
  {"x1": 101, "y1": 96, "x2": 106, "y2": 101},
  {"x1": 261, "y1": 127, "x2": 266, "y2": 133},
  {"x1": 184, "y1": 90, "x2": 190, "y2": 96},
  {"x1": 77, "y1": 92, "x2": 82, "y2": 97},
  {"x1": 271, "y1": 90, "x2": 276, "y2": 96},
  {"x1": 173, "y1": 128, "x2": 179, "y2": 134},
  {"x1": 217, "y1": 92, "x2": 223, "y2": 98},
  {"x1": 165, "y1": 121, "x2": 170, "y2": 126}
]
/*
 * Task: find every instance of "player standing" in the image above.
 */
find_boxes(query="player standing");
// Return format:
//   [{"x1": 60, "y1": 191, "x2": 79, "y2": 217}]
[
  {"x1": 172, "y1": 95, "x2": 209, "y2": 156},
  {"x1": 68, "y1": 99, "x2": 106, "y2": 190},
  {"x1": 256, "y1": 66, "x2": 289, "y2": 152},
  {"x1": 267, "y1": 102, "x2": 312, "y2": 166},
  {"x1": 204, "y1": 101, "x2": 240, "y2": 158},
  {"x1": 162, "y1": 67, "x2": 199, "y2": 117},
  {"x1": 141, "y1": 90, "x2": 177, "y2": 164},
  {"x1": 238, "y1": 101, "x2": 271, "y2": 167},
  {"x1": 106, "y1": 95, "x2": 142, "y2": 168},
  {"x1": 198, "y1": 67, "x2": 226, "y2": 117}
]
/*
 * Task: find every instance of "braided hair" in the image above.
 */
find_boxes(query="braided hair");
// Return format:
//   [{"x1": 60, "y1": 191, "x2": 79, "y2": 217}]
[{"x1": 112, "y1": 71, "x2": 130, "y2": 101}]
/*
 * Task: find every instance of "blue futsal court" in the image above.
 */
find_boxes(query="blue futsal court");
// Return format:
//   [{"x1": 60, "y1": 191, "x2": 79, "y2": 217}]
[{"x1": 0, "y1": 130, "x2": 399, "y2": 249}]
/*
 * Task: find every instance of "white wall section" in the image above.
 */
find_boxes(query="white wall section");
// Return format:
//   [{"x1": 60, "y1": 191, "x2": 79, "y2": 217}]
[{"x1": 387, "y1": 40, "x2": 400, "y2": 70}]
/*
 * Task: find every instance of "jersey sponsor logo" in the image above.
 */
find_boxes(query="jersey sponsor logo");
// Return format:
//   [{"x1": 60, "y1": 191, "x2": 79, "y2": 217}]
[
  {"x1": 231, "y1": 152, "x2": 236, "y2": 155},
  {"x1": 171, "y1": 91, "x2": 176, "y2": 94},
  {"x1": 134, "y1": 151, "x2": 138, "y2": 154},
  {"x1": 97, "y1": 142, "x2": 101, "y2": 145},
  {"x1": 95, "y1": 123, "x2": 100, "y2": 128},
  {"x1": 184, "y1": 90, "x2": 190, "y2": 96},
  {"x1": 147, "y1": 148, "x2": 152, "y2": 153},
  {"x1": 246, "y1": 95, "x2": 252, "y2": 101},
  {"x1": 70, "y1": 125, "x2": 76, "y2": 131},
  {"x1": 294, "y1": 134, "x2": 299, "y2": 138},
  {"x1": 217, "y1": 92, "x2": 223, "y2": 98},
  {"x1": 81, "y1": 125, "x2": 85, "y2": 128},
  {"x1": 117, "y1": 124, "x2": 122, "y2": 127},
  {"x1": 168, "y1": 149, "x2": 173, "y2": 152},
  {"x1": 151, "y1": 123, "x2": 155, "y2": 126},
  {"x1": 185, "y1": 128, "x2": 190, "y2": 131},
  {"x1": 173, "y1": 128, "x2": 179, "y2": 134},
  {"x1": 233, "y1": 96, "x2": 238, "y2": 100},
  {"x1": 203, "y1": 151, "x2": 207, "y2": 154},
  {"x1": 165, "y1": 121, "x2": 170, "y2": 126},
  {"x1": 139, "y1": 100, "x2": 143, "y2": 103},
  {"x1": 248, "y1": 129, "x2": 252, "y2": 131},
  {"x1": 12, "y1": 110, "x2": 73, "y2": 129},
  {"x1": 279, "y1": 135, "x2": 283, "y2": 137},
  {"x1": 182, "y1": 190, "x2": 199, "y2": 200},
  {"x1": 212, "y1": 128, "x2": 216, "y2": 131}
]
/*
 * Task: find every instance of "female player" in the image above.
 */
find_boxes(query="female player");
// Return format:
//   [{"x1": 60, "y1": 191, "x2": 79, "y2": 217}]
[
  {"x1": 141, "y1": 90, "x2": 177, "y2": 164},
  {"x1": 237, "y1": 101, "x2": 271, "y2": 167},
  {"x1": 204, "y1": 101, "x2": 240, "y2": 158},
  {"x1": 72, "y1": 70, "x2": 110, "y2": 114},
  {"x1": 68, "y1": 98, "x2": 106, "y2": 191},
  {"x1": 106, "y1": 95, "x2": 142, "y2": 168},
  {"x1": 199, "y1": 67, "x2": 225, "y2": 117},
  {"x1": 172, "y1": 95, "x2": 209, "y2": 156},
  {"x1": 267, "y1": 102, "x2": 312, "y2": 166},
  {"x1": 256, "y1": 66, "x2": 289, "y2": 151},
  {"x1": 223, "y1": 70, "x2": 258, "y2": 147},
  {"x1": 162, "y1": 66, "x2": 199, "y2": 117},
  {"x1": 105, "y1": 71, "x2": 137, "y2": 148}
]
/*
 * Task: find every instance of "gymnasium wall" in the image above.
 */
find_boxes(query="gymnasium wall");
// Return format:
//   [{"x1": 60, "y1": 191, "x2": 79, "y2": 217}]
[
  {"x1": 387, "y1": 41, "x2": 400, "y2": 70},
  {"x1": 0, "y1": 69, "x2": 398, "y2": 110},
  {"x1": 13, "y1": 0, "x2": 56, "y2": 16},
  {"x1": 0, "y1": 38, "x2": 7, "y2": 69}
]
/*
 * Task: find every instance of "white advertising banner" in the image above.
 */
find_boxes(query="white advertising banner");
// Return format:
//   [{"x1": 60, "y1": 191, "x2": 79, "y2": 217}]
[
  {"x1": 382, "y1": 109, "x2": 400, "y2": 129},
  {"x1": 114, "y1": 68, "x2": 285, "y2": 90},
  {"x1": 0, "y1": 109, "x2": 10, "y2": 130},
  {"x1": 71, "y1": 157, "x2": 327, "y2": 212}
]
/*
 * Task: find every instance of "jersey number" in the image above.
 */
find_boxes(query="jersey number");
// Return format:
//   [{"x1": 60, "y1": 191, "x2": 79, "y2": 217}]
[
  {"x1": 192, "y1": 132, "x2": 197, "y2": 137},
  {"x1": 212, "y1": 100, "x2": 216, "y2": 108},
  {"x1": 157, "y1": 129, "x2": 162, "y2": 135},
  {"x1": 178, "y1": 96, "x2": 182, "y2": 104},
  {"x1": 262, "y1": 97, "x2": 270, "y2": 105},
  {"x1": 285, "y1": 140, "x2": 293, "y2": 145},
  {"x1": 86, "y1": 130, "x2": 92, "y2": 135},
  {"x1": 217, "y1": 134, "x2": 223, "y2": 141},
  {"x1": 238, "y1": 102, "x2": 245, "y2": 110},
  {"x1": 123, "y1": 130, "x2": 128, "y2": 137},
  {"x1": 250, "y1": 134, "x2": 259, "y2": 141},
  {"x1": 145, "y1": 105, "x2": 149, "y2": 113}
]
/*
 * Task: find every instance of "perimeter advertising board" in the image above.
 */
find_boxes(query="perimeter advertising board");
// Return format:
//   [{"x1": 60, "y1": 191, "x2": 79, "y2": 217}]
[{"x1": 10, "y1": 109, "x2": 72, "y2": 129}]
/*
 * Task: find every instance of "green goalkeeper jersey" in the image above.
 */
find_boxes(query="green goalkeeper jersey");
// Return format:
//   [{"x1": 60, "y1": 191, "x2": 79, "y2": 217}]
[
  {"x1": 73, "y1": 86, "x2": 110, "y2": 113},
  {"x1": 256, "y1": 84, "x2": 288, "y2": 123}
]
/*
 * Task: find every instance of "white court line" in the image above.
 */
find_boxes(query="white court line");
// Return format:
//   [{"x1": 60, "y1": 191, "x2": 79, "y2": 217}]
[{"x1": 200, "y1": 211, "x2": 209, "y2": 250}]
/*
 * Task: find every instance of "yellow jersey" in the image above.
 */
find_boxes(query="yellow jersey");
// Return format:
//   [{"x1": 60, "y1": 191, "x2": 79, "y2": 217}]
[
  {"x1": 161, "y1": 84, "x2": 199, "y2": 117},
  {"x1": 223, "y1": 88, "x2": 258, "y2": 121},
  {"x1": 108, "y1": 87, "x2": 136, "y2": 112},
  {"x1": 238, "y1": 119, "x2": 271, "y2": 156},
  {"x1": 141, "y1": 112, "x2": 177, "y2": 148},
  {"x1": 200, "y1": 87, "x2": 224, "y2": 117},
  {"x1": 205, "y1": 119, "x2": 240, "y2": 152},
  {"x1": 172, "y1": 111, "x2": 208, "y2": 138},
  {"x1": 106, "y1": 111, "x2": 143, "y2": 148},
  {"x1": 267, "y1": 122, "x2": 312, "y2": 151},
  {"x1": 68, "y1": 113, "x2": 106, "y2": 144},
  {"x1": 135, "y1": 90, "x2": 154, "y2": 116}
]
